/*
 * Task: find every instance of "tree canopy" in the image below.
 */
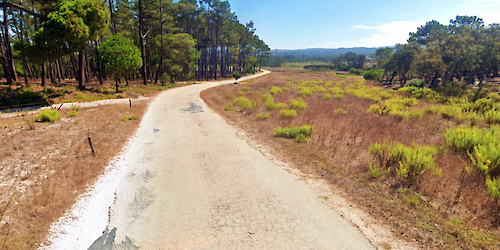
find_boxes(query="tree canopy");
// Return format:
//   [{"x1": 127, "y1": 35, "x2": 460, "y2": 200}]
[
  {"x1": 377, "y1": 15, "x2": 500, "y2": 87},
  {"x1": 19, "y1": 0, "x2": 110, "y2": 64},
  {"x1": 1, "y1": 0, "x2": 269, "y2": 87},
  {"x1": 97, "y1": 34, "x2": 142, "y2": 80}
]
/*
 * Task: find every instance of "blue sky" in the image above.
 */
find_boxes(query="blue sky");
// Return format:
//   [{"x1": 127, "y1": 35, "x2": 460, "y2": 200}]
[{"x1": 229, "y1": 0, "x2": 500, "y2": 50}]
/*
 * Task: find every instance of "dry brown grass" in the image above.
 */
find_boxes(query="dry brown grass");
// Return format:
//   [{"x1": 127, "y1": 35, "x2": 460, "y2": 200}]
[
  {"x1": 201, "y1": 71, "x2": 500, "y2": 249},
  {"x1": 0, "y1": 94, "x2": 151, "y2": 249}
]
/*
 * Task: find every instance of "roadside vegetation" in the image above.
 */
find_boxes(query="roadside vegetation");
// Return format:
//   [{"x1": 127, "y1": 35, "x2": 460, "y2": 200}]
[
  {"x1": 202, "y1": 68, "x2": 500, "y2": 249},
  {"x1": 0, "y1": 99, "x2": 150, "y2": 249},
  {"x1": 0, "y1": 81, "x2": 186, "y2": 248}
]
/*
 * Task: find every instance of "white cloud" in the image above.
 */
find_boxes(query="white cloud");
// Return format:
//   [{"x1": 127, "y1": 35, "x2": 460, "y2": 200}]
[
  {"x1": 476, "y1": 11, "x2": 500, "y2": 24},
  {"x1": 352, "y1": 25, "x2": 377, "y2": 30},
  {"x1": 352, "y1": 21, "x2": 422, "y2": 47}
]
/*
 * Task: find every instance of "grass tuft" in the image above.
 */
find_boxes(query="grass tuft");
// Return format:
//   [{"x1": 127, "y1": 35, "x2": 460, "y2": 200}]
[
  {"x1": 368, "y1": 162, "x2": 390, "y2": 179},
  {"x1": 274, "y1": 125, "x2": 315, "y2": 142},
  {"x1": 334, "y1": 108, "x2": 347, "y2": 116},
  {"x1": 234, "y1": 97, "x2": 257, "y2": 111},
  {"x1": 263, "y1": 94, "x2": 276, "y2": 110},
  {"x1": 290, "y1": 98, "x2": 307, "y2": 110},
  {"x1": 280, "y1": 109, "x2": 297, "y2": 118},
  {"x1": 369, "y1": 141, "x2": 439, "y2": 185},
  {"x1": 299, "y1": 88, "x2": 313, "y2": 97},
  {"x1": 224, "y1": 104, "x2": 234, "y2": 111},
  {"x1": 122, "y1": 115, "x2": 138, "y2": 121},
  {"x1": 37, "y1": 109, "x2": 61, "y2": 122},
  {"x1": 269, "y1": 86, "x2": 283, "y2": 95},
  {"x1": 256, "y1": 113, "x2": 270, "y2": 120}
]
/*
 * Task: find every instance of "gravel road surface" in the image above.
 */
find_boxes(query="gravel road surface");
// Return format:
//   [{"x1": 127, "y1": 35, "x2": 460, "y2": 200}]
[{"x1": 87, "y1": 71, "x2": 375, "y2": 250}]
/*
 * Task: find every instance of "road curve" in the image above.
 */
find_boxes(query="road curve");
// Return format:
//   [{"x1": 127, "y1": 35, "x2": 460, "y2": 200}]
[{"x1": 89, "y1": 71, "x2": 375, "y2": 250}]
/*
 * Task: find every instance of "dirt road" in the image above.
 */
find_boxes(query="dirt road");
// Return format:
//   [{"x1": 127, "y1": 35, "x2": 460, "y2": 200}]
[{"x1": 78, "y1": 71, "x2": 374, "y2": 249}]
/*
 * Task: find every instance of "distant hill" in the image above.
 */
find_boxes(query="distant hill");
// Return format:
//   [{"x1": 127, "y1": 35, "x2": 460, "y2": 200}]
[{"x1": 270, "y1": 47, "x2": 380, "y2": 60}]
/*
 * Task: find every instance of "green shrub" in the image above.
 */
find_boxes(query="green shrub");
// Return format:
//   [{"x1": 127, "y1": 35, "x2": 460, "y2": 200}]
[
  {"x1": 274, "y1": 125, "x2": 315, "y2": 142},
  {"x1": 234, "y1": 97, "x2": 256, "y2": 111},
  {"x1": 237, "y1": 90, "x2": 244, "y2": 96},
  {"x1": 385, "y1": 97, "x2": 419, "y2": 108},
  {"x1": 466, "y1": 111, "x2": 483, "y2": 125},
  {"x1": 369, "y1": 141, "x2": 394, "y2": 169},
  {"x1": 37, "y1": 109, "x2": 61, "y2": 122},
  {"x1": 408, "y1": 109, "x2": 424, "y2": 119},
  {"x1": 470, "y1": 140, "x2": 500, "y2": 176},
  {"x1": 263, "y1": 94, "x2": 276, "y2": 110},
  {"x1": 363, "y1": 69, "x2": 381, "y2": 81},
  {"x1": 367, "y1": 103, "x2": 392, "y2": 115},
  {"x1": 330, "y1": 87, "x2": 344, "y2": 94},
  {"x1": 334, "y1": 108, "x2": 347, "y2": 116},
  {"x1": 391, "y1": 143, "x2": 439, "y2": 183},
  {"x1": 310, "y1": 85, "x2": 326, "y2": 92},
  {"x1": 275, "y1": 102, "x2": 288, "y2": 109},
  {"x1": 439, "y1": 105, "x2": 464, "y2": 120},
  {"x1": 349, "y1": 67, "x2": 364, "y2": 75},
  {"x1": 486, "y1": 177, "x2": 500, "y2": 201},
  {"x1": 71, "y1": 104, "x2": 80, "y2": 111},
  {"x1": 423, "y1": 105, "x2": 440, "y2": 115},
  {"x1": 283, "y1": 87, "x2": 289, "y2": 91},
  {"x1": 333, "y1": 93, "x2": 344, "y2": 99},
  {"x1": 256, "y1": 113, "x2": 270, "y2": 120},
  {"x1": 484, "y1": 110, "x2": 500, "y2": 125},
  {"x1": 75, "y1": 92, "x2": 89, "y2": 100},
  {"x1": 280, "y1": 109, "x2": 297, "y2": 118},
  {"x1": 68, "y1": 110, "x2": 79, "y2": 117},
  {"x1": 324, "y1": 94, "x2": 332, "y2": 100},
  {"x1": 444, "y1": 126, "x2": 488, "y2": 152},
  {"x1": 368, "y1": 163, "x2": 390, "y2": 179},
  {"x1": 290, "y1": 98, "x2": 307, "y2": 110},
  {"x1": 269, "y1": 86, "x2": 283, "y2": 95},
  {"x1": 241, "y1": 86, "x2": 251, "y2": 91},
  {"x1": 68, "y1": 104, "x2": 80, "y2": 117},
  {"x1": 224, "y1": 104, "x2": 234, "y2": 111},
  {"x1": 445, "y1": 126, "x2": 500, "y2": 200},
  {"x1": 369, "y1": 141, "x2": 439, "y2": 184},
  {"x1": 299, "y1": 88, "x2": 313, "y2": 97}
]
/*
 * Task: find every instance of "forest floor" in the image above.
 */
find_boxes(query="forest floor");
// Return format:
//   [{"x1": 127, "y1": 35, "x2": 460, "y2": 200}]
[
  {"x1": 201, "y1": 68, "x2": 500, "y2": 249},
  {"x1": 0, "y1": 78, "x2": 205, "y2": 249}
]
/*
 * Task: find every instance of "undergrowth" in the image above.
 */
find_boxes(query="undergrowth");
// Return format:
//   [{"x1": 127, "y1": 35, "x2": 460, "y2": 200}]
[
  {"x1": 369, "y1": 141, "x2": 440, "y2": 185},
  {"x1": 445, "y1": 126, "x2": 500, "y2": 199},
  {"x1": 274, "y1": 125, "x2": 315, "y2": 142},
  {"x1": 37, "y1": 109, "x2": 61, "y2": 122}
]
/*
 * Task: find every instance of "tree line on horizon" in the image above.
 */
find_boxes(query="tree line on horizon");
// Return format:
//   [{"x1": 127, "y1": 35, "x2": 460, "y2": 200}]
[{"x1": 0, "y1": 0, "x2": 269, "y2": 90}]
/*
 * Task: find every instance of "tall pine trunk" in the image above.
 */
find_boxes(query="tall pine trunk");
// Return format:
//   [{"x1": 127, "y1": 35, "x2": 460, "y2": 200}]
[
  {"x1": 139, "y1": 0, "x2": 147, "y2": 85},
  {"x1": 78, "y1": 50, "x2": 86, "y2": 90}
]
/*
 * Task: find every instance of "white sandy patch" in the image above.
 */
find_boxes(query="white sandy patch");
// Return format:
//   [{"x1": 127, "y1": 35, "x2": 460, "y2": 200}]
[
  {"x1": 38, "y1": 98, "x2": 154, "y2": 250},
  {"x1": 1, "y1": 96, "x2": 149, "y2": 119}
]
